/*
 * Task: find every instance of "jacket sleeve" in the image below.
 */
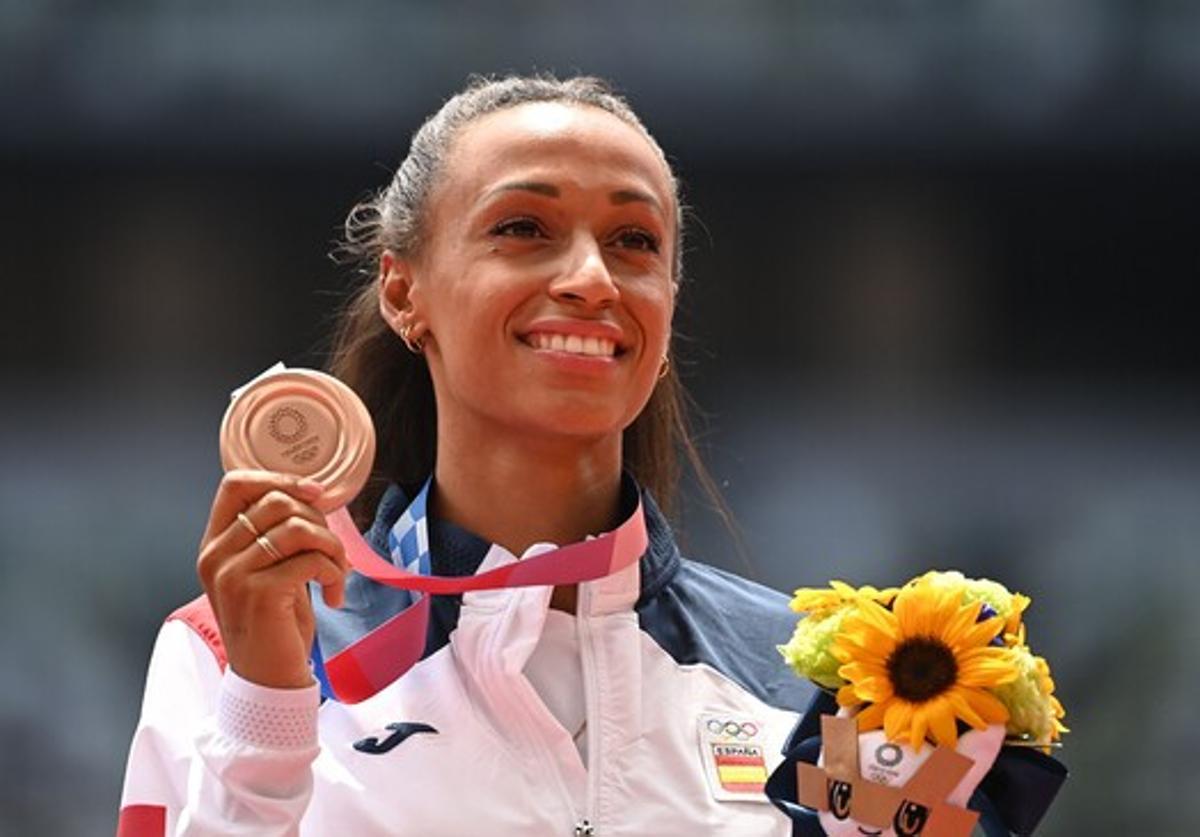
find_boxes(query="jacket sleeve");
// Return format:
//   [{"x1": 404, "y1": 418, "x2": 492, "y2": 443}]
[{"x1": 118, "y1": 614, "x2": 321, "y2": 836}]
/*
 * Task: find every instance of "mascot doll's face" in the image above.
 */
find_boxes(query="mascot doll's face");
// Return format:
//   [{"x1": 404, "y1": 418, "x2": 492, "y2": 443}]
[{"x1": 798, "y1": 715, "x2": 1004, "y2": 837}]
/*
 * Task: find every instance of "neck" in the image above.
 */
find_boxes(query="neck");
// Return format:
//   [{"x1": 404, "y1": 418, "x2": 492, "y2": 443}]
[{"x1": 431, "y1": 416, "x2": 625, "y2": 559}]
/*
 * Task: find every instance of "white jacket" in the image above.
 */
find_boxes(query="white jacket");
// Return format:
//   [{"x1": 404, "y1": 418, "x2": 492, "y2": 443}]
[{"x1": 119, "y1": 482, "x2": 814, "y2": 836}]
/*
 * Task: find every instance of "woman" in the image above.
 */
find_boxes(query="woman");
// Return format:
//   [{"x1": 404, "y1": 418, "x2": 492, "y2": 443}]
[{"x1": 119, "y1": 74, "x2": 814, "y2": 836}]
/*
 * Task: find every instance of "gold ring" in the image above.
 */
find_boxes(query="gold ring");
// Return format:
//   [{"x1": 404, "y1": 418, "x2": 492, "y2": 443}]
[
  {"x1": 236, "y1": 512, "x2": 262, "y2": 539},
  {"x1": 256, "y1": 535, "x2": 284, "y2": 561}
]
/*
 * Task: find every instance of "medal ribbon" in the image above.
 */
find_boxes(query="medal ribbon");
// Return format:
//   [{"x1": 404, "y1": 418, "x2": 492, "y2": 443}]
[{"x1": 312, "y1": 483, "x2": 648, "y2": 703}]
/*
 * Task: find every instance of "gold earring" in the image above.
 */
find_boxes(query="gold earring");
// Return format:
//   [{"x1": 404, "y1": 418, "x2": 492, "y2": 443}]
[
  {"x1": 400, "y1": 324, "x2": 424, "y2": 354},
  {"x1": 657, "y1": 356, "x2": 670, "y2": 380}
]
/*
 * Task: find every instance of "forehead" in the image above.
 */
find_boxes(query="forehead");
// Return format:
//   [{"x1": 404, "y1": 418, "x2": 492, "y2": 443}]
[{"x1": 439, "y1": 101, "x2": 675, "y2": 211}]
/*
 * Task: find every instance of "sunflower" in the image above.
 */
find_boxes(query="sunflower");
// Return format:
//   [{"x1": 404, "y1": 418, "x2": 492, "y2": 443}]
[
  {"x1": 910, "y1": 570, "x2": 1030, "y2": 640},
  {"x1": 830, "y1": 581, "x2": 1019, "y2": 751}
]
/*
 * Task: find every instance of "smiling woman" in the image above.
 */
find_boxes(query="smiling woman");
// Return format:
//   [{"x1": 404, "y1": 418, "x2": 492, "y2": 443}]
[
  {"x1": 379, "y1": 101, "x2": 675, "y2": 484},
  {"x1": 117, "y1": 75, "x2": 815, "y2": 836}
]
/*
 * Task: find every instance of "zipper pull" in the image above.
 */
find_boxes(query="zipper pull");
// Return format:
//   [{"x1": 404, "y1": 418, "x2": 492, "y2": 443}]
[{"x1": 574, "y1": 819, "x2": 595, "y2": 836}]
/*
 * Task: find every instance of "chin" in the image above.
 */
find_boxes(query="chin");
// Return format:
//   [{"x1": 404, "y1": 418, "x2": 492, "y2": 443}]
[{"x1": 518, "y1": 397, "x2": 633, "y2": 441}]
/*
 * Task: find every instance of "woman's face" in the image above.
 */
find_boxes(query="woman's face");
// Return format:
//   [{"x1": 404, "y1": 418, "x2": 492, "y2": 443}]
[{"x1": 386, "y1": 102, "x2": 677, "y2": 444}]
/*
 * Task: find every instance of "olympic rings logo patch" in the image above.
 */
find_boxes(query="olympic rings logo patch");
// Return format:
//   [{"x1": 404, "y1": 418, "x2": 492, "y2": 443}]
[{"x1": 705, "y1": 718, "x2": 760, "y2": 741}]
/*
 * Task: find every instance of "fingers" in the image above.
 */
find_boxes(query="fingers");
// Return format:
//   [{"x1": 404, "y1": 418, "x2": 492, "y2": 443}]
[
  {"x1": 203, "y1": 541, "x2": 348, "y2": 622},
  {"x1": 204, "y1": 484, "x2": 339, "y2": 559},
  {"x1": 256, "y1": 515, "x2": 347, "y2": 575},
  {"x1": 280, "y1": 552, "x2": 348, "y2": 610},
  {"x1": 201, "y1": 469, "x2": 325, "y2": 547},
  {"x1": 198, "y1": 474, "x2": 350, "y2": 610},
  {"x1": 199, "y1": 514, "x2": 348, "y2": 590},
  {"x1": 244, "y1": 551, "x2": 347, "y2": 608},
  {"x1": 195, "y1": 470, "x2": 350, "y2": 689}
]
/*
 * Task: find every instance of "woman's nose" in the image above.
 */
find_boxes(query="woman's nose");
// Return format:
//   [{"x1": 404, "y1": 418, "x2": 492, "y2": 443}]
[{"x1": 549, "y1": 234, "x2": 619, "y2": 308}]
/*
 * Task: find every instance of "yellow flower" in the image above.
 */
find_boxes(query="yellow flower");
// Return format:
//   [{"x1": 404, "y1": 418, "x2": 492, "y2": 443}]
[
  {"x1": 1005, "y1": 592, "x2": 1032, "y2": 638},
  {"x1": 831, "y1": 583, "x2": 1019, "y2": 752},
  {"x1": 789, "y1": 580, "x2": 899, "y2": 614},
  {"x1": 1005, "y1": 621, "x2": 1028, "y2": 649},
  {"x1": 911, "y1": 570, "x2": 1030, "y2": 640}
]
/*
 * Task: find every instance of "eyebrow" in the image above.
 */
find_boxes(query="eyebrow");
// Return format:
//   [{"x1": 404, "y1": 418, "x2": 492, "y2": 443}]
[
  {"x1": 486, "y1": 181, "x2": 664, "y2": 214},
  {"x1": 489, "y1": 181, "x2": 560, "y2": 199}
]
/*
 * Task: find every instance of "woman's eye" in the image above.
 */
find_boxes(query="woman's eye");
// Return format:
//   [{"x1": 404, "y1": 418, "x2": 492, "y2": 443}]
[
  {"x1": 491, "y1": 218, "x2": 544, "y2": 239},
  {"x1": 612, "y1": 228, "x2": 660, "y2": 253}
]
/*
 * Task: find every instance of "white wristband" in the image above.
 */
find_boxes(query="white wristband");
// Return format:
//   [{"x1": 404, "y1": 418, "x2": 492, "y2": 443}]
[{"x1": 217, "y1": 667, "x2": 320, "y2": 750}]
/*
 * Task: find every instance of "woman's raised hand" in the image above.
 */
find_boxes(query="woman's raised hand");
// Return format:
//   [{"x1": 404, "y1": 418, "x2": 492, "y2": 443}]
[{"x1": 196, "y1": 470, "x2": 350, "y2": 689}]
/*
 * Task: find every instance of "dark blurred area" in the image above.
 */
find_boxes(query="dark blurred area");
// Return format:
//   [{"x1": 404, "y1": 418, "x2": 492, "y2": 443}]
[{"x1": 2, "y1": 2, "x2": 1198, "y2": 834}]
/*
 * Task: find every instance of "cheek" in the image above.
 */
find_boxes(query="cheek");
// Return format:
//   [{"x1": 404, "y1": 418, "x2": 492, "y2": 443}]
[
  {"x1": 632, "y1": 285, "x2": 675, "y2": 353},
  {"x1": 437, "y1": 282, "x2": 517, "y2": 348}
]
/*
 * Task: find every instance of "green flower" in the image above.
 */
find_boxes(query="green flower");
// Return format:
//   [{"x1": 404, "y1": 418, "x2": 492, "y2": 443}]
[
  {"x1": 992, "y1": 643, "x2": 1068, "y2": 747},
  {"x1": 778, "y1": 606, "x2": 850, "y2": 689}
]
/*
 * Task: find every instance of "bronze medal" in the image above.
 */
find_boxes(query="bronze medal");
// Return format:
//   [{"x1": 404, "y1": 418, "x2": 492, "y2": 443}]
[{"x1": 219, "y1": 366, "x2": 375, "y2": 513}]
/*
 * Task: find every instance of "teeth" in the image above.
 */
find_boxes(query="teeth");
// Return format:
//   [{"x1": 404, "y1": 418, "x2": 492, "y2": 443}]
[{"x1": 529, "y1": 333, "x2": 616, "y2": 357}]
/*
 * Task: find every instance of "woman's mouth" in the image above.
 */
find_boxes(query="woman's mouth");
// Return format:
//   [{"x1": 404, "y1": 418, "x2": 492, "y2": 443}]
[{"x1": 525, "y1": 332, "x2": 619, "y2": 358}]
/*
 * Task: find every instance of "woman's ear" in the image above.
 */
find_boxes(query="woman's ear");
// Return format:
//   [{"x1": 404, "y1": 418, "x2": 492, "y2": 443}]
[{"x1": 378, "y1": 250, "x2": 418, "y2": 335}]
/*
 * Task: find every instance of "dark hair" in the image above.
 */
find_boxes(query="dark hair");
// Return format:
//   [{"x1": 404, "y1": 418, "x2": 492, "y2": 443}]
[{"x1": 328, "y1": 73, "x2": 728, "y2": 536}]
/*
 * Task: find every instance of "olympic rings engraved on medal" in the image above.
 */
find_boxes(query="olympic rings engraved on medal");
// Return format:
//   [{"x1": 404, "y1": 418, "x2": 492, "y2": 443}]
[
  {"x1": 706, "y1": 718, "x2": 759, "y2": 740},
  {"x1": 291, "y1": 445, "x2": 320, "y2": 465}
]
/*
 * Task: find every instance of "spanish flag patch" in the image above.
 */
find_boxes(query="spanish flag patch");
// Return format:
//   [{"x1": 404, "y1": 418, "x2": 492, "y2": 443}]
[{"x1": 697, "y1": 713, "x2": 771, "y2": 802}]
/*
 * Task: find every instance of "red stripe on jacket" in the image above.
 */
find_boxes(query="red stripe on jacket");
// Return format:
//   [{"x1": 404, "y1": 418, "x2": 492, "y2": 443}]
[
  {"x1": 168, "y1": 595, "x2": 227, "y2": 670},
  {"x1": 116, "y1": 803, "x2": 166, "y2": 837}
]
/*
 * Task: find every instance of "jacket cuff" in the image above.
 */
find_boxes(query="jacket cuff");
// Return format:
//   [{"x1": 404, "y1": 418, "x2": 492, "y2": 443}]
[{"x1": 217, "y1": 667, "x2": 320, "y2": 750}]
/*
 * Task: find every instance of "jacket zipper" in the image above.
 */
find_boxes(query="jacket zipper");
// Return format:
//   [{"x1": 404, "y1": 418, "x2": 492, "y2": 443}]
[
  {"x1": 578, "y1": 584, "x2": 600, "y2": 835},
  {"x1": 485, "y1": 597, "x2": 588, "y2": 833}
]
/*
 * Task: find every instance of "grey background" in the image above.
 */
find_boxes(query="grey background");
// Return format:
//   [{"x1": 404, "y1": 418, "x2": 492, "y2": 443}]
[{"x1": 2, "y1": 2, "x2": 1198, "y2": 834}]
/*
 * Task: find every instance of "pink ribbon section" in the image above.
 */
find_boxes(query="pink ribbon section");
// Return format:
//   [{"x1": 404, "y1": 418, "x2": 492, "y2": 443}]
[
  {"x1": 319, "y1": 500, "x2": 647, "y2": 703},
  {"x1": 321, "y1": 595, "x2": 431, "y2": 704},
  {"x1": 324, "y1": 500, "x2": 648, "y2": 594}
]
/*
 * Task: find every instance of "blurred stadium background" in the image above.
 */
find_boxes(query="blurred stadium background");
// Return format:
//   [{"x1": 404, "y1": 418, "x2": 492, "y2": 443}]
[{"x1": 2, "y1": 2, "x2": 1198, "y2": 833}]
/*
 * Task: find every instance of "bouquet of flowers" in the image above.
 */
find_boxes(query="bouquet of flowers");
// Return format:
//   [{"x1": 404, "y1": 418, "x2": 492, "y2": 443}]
[{"x1": 767, "y1": 571, "x2": 1068, "y2": 836}]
